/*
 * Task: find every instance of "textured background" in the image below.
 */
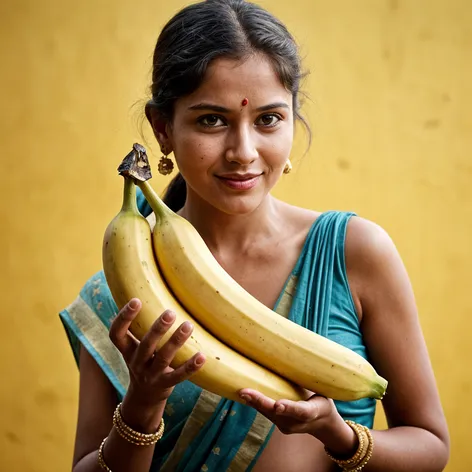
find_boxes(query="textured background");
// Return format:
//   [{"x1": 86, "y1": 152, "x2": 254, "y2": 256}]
[{"x1": 0, "y1": 0, "x2": 470, "y2": 470}]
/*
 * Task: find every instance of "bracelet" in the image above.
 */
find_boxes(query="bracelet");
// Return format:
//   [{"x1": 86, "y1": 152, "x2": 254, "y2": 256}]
[
  {"x1": 352, "y1": 426, "x2": 374, "y2": 472},
  {"x1": 98, "y1": 437, "x2": 113, "y2": 472},
  {"x1": 326, "y1": 421, "x2": 367, "y2": 467},
  {"x1": 324, "y1": 420, "x2": 374, "y2": 471},
  {"x1": 112, "y1": 402, "x2": 165, "y2": 446}
]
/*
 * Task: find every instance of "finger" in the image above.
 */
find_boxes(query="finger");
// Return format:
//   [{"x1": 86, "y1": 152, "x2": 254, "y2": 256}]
[
  {"x1": 162, "y1": 352, "x2": 206, "y2": 386},
  {"x1": 151, "y1": 319, "x2": 195, "y2": 371},
  {"x1": 273, "y1": 399, "x2": 319, "y2": 422},
  {"x1": 239, "y1": 389, "x2": 277, "y2": 416},
  {"x1": 109, "y1": 298, "x2": 141, "y2": 361},
  {"x1": 132, "y1": 310, "x2": 177, "y2": 367}
]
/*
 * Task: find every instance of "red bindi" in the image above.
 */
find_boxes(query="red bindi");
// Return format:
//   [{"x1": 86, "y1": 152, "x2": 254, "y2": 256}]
[{"x1": 241, "y1": 98, "x2": 248, "y2": 106}]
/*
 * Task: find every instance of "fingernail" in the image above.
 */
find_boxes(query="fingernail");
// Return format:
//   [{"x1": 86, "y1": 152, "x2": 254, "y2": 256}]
[
  {"x1": 181, "y1": 321, "x2": 192, "y2": 333},
  {"x1": 162, "y1": 311, "x2": 174, "y2": 322},
  {"x1": 276, "y1": 404, "x2": 285, "y2": 414},
  {"x1": 240, "y1": 394, "x2": 251, "y2": 403},
  {"x1": 195, "y1": 355, "x2": 204, "y2": 366},
  {"x1": 129, "y1": 299, "x2": 139, "y2": 310}
]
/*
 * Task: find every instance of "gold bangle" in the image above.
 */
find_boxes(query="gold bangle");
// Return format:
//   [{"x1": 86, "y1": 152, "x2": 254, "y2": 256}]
[
  {"x1": 98, "y1": 437, "x2": 113, "y2": 472},
  {"x1": 112, "y1": 402, "x2": 165, "y2": 446},
  {"x1": 344, "y1": 421, "x2": 369, "y2": 467},
  {"x1": 349, "y1": 426, "x2": 374, "y2": 472},
  {"x1": 325, "y1": 420, "x2": 373, "y2": 470},
  {"x1": 325, "y1": 421, "x2": 365, "y2": 467}
]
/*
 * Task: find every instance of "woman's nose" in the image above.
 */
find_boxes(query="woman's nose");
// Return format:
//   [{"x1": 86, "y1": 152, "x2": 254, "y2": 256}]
[{"x1": 224, "y1": 127, "x2": 259, "y2": 165}]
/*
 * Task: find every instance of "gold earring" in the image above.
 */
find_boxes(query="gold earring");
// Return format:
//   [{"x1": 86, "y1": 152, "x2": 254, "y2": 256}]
[
  {"x1": 283, "y1": 159, "x2": 292, "y2": 174},
  {"x1": 158, "y1": 148, "x2": 174, "y2": 176}
]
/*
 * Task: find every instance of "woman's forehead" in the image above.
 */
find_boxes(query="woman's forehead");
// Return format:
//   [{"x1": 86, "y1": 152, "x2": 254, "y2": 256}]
[{"x1": 179, "y1": 56, "x2": 291, "y2": 108}]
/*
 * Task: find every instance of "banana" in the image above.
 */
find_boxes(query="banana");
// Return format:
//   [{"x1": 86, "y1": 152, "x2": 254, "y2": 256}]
[
  {"x1": 102, "y1": 175, "x2": 307, "y2": 403},
  {"x1": 134, "y1": 159, "x2": 388, "y2": 402}
]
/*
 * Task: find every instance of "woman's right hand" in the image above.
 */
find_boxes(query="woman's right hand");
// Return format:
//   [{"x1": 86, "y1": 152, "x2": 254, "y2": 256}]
[{"x1": 109, "y1": 298, "x2": 206, "y2": 416}]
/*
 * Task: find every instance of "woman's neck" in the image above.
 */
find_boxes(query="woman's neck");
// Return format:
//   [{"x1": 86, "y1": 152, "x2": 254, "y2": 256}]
[{"x1": 178, "y1": 190, "x2": 284, "y2": 255}]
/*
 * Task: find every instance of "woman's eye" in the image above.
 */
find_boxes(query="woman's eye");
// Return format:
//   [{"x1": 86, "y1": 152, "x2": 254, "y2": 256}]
[
  {"x1": 256, "y1": 113, "x2": 281, "y2": 127},
  {"x1": 198, "y1": 115, "x2": 225, "y2": 127}
]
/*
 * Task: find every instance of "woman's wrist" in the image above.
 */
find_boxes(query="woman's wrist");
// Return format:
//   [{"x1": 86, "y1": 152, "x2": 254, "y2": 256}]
[
  {"x1": 312, "y1": 412, "x2": 359, "y2": 458},
  {"x1": 120, "y1": 391, "x2": 167, "y2": 434}
]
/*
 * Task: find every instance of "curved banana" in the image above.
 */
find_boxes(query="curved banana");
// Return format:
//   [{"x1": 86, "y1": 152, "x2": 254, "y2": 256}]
[
  {"x1": 137, "y1": 179, "x2": 388, "y2": 402},
  {"x1": 102, "y1": 176, "x2": 306, "y2": 403}
]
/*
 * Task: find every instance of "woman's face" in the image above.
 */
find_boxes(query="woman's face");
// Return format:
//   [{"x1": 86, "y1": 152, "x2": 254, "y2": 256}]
[{"x1": 164, "y1": 54, "x2": 294, "y2": 215}]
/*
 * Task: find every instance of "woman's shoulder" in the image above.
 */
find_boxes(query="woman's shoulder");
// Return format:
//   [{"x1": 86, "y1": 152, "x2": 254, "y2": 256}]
[
  {"x1": 345, "y1": 216, "x2": 396, "y2": 263},
  {"x1": 280, "y1": 199, "x2": 393, "y2": 249},
  {"x1": 281, "y1": 201, "x2": 362, "y2": 237},
  {"x1": 344, "y1": 216, "x2": 403, "y2": 317}
]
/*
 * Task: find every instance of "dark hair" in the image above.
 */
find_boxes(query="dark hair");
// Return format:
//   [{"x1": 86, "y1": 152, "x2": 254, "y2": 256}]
[{"x1": 149, "y1": 0, "x2": 309, "y2": 212}]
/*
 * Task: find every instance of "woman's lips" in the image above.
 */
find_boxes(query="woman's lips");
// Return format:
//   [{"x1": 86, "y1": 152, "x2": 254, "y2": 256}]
[{"x1": 216, "y1": 175, "x2": 261, "y2": 190}]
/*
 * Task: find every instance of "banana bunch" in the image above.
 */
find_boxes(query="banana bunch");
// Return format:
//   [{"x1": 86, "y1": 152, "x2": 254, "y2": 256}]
[
  {"x1": 102, "y1": 147, "x2": 306, "y2": 403},
  {"x1": 102, "y1": 144, "x2": 388, "y2": 403}
]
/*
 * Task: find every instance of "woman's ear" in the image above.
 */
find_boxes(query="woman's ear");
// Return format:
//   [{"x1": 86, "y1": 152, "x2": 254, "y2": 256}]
[{"x1": 145, "y1": 101, "x2": 173, "y2": 154}]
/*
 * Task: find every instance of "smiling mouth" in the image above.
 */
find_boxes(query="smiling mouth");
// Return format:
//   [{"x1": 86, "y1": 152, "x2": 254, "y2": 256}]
[{"x1": 216, "y1": 174, "x2": 262, "y2": 190}]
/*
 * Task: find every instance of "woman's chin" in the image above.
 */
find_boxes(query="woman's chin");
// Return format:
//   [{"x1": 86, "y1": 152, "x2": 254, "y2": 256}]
[{"x1": 214, "y1": 196, "x2": 266, "y2": 216}]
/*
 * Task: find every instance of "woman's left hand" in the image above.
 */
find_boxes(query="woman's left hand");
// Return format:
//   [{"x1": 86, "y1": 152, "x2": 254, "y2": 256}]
[
  {"x1": 238, "y1": 388, "x2": 337, "y2": 436},
  {"x1": 238, "y1": 388, "x2": 358, "y2": 457}
]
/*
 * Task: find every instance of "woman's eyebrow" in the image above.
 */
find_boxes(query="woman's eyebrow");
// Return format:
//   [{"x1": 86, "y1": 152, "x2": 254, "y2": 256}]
[
  {"x1": 188, "y1": 102, "x2": 290, "y2": 113},
  {"x1": 255, "y1": 102, "x2": 289, "y2": 112},
  {"x1": 188, "y1": 103, "x2": 229, "y2": 112}
]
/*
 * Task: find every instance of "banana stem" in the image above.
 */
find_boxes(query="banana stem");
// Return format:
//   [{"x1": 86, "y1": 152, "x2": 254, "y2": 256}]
[
  {"x1": 116, "y1": 143, "x2": 172, "y2": 221},
  {"x1": 137, "y1": 180, "x2": 171, "y2": 221},
  {"x1": 121, "y1": 177, "x2": 139, "y2": 214}
]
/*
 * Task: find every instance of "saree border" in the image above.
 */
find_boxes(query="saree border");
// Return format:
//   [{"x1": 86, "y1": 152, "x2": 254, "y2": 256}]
[
  {"x1": 59, "y1": 296, "x2": 129, "y2": 396},
  {"x1": 160, "y1": 390, "x2": 221, "y2": 471}
]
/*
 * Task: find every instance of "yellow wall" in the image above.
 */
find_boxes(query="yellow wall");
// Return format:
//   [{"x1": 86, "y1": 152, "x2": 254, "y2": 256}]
[{"x1": 1, "y1": 0, "x2": 470, "y2": 470}]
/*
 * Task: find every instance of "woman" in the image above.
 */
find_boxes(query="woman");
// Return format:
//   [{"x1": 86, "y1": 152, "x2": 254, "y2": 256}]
[{"x1": 60, "y1": 0, "x2": 450, "y2": 470}]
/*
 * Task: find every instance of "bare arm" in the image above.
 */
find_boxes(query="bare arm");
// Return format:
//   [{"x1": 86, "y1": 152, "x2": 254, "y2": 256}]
[
  {"x1": 237, "y1": 216, "x2": 449, "y2": 471},
  {"x1": 345, "y1": 216, "x2": 450, "y2": 471},
  {"x1": 73, "y1": 345, "x2": 162, "y2": 472},
  {"x1": 72, "y1": 300, "x2": 205, "y2": 472}
]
